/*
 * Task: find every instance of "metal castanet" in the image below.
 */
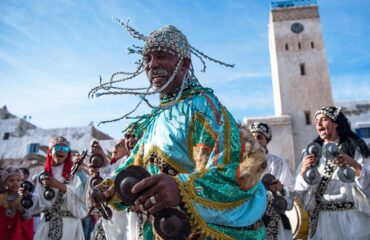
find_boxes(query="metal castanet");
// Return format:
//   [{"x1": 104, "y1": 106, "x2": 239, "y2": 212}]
[
  {"x1": 261, "y1": 173, "x2": 288, "y2": 214},
  {"x1": 20, "y1": 180, "x2": 34, "y2": 209},
  {"x1": 115, "y1": 165, "x2": 191, "y2": 240},
  {"x1": 38, "y1": 172, "x2": 55, "y2": 201},
  {"x1": 89, "y1": 176, "x2": 103, "y2": 188},
  {"x1": 323, "y1": 143, "x2": 355, "y2": 183},
  {"x1": 89, "y1": 187, "x2": 113, "y2": 220},
  {"x1": 303, "y1": 142, "x2": 322, "y2": 185},
  {"x1": 88, "y1": 152, "x2": 106, "y2": 188},
  {"x1": 153, "y1": 207, "x2": 191, "y2": 240},
  {"x1": 89, "y1": 153, "x2": 105, "y2": 168},
  {"x1": 114, "y1": 165, "x2": 150, "y2": 205}
]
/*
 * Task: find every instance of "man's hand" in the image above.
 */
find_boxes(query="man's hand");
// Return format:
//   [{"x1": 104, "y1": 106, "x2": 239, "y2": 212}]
[
  {"x1": 89, "y1": 183, "x2": 115, "y2": 208},
  {"x1": 87, "y1": 163, "x2": 100, "y2": 177},
  {"x1": 269, "y1": 179, "x2": 283, "y2": 192},
  {"x1": 132, "y1": 174, "x2": 181, "y2": 214},
  {"x1": 300, "y1": 154, "x2": 316, "y2": 176}
]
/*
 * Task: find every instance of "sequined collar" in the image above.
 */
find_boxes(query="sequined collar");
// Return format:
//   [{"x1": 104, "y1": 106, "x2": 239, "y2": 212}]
[{"x1": 160, "y1": 85, "x2": 212, "y2": 107}]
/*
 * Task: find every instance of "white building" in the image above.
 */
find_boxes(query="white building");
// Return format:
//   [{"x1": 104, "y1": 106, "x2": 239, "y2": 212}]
[
  {"x1": 243, "y1": 0, "x2": 370, "y2": 172},
  {"x1": 0, "y1": 105, "x2": 116, "y2": 177}
]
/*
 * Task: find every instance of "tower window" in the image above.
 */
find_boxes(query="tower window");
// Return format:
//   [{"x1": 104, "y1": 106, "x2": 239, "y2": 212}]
[
  {"x1": 300, "y1": 63, "x2": 306, "y2": 75},
  {"x1": 3, "y1": 132, "x2": 10, "y2": 140},
  {"x1": 304, "y1": 111, "x2": 311, "y2": 125},
  {"x1": 285, "y1": 43, "x2": 289, "y2": 50},
  {"x1": 311, "y1": 42, "x2": 315, "y2": 48},
  {"x1": 298, "y1": 42, "x2": 302, "y2": 49}
]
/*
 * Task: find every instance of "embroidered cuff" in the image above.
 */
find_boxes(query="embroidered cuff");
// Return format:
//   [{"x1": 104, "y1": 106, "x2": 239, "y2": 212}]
[{"x1": 174, "y1": 177, "x2": 233, "y2": 240}]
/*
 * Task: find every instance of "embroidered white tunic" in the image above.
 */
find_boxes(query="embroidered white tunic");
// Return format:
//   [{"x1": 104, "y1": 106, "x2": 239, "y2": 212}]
[
  {"x1": 29, "y1": 164, "x2": 87, "y2": 240},
  {"x1": 295, "y1": 146, "x2": 370, "y2": 240}
]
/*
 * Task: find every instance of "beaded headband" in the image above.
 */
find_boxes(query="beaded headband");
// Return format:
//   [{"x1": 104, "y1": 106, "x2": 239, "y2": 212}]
[
  {"x1": 143, "y1": 25, "x2": 191, "y2": 59},
  {"x1": 314, "y1": 106, "x2": 342, "y2": 121},
  {"x1": 1, "y1": 167, "x2": 23, "y2": 182},
  {"x1": 49, "y1": 136, "x2": 70, "y2": 149},
  {"x1": 248, "y1": 122, "x2": 272, "y2": 141}
]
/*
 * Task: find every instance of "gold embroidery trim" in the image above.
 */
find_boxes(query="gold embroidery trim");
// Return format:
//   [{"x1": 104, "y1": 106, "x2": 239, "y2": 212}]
[
  {"x1": 222, "y1": 107, "x2": 231, "y2": 165},
  {"x1": 188, "y1": 115, "x2": 195, "y2": 162},
  {"x1": 143, "y1": 146, "x2": 189, "y2": 174},
  {"x1": 188, "y1": 112, "x2": 217, "y2": 162},
  {"x1": 204, "y1": 94, "x2": 222, "y2": 126},
  {"x1": 186, "y1": 170, "x2": 251, "y2": 210},
  {"x1": 175, "y1": 177, "x2": 234, "y2": 240}
]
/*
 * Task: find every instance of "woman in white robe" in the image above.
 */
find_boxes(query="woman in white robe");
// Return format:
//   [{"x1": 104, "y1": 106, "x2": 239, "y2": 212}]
[
  {"x1": 24, "y1": 136, "x2": 87, "y2": 240},
  {"x1": 295, "y1": 106, "x2": 370, "y2": 240}
]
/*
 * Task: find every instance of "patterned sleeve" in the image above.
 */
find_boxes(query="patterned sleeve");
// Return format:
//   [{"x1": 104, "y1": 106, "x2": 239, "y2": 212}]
[{"x1": 175, "y1": 94, "x2": 266, "y2": 240}]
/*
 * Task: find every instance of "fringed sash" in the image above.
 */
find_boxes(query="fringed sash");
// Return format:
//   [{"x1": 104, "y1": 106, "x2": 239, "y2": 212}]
[
  {"x1": 43, "y1": 181, "x2": 74, "y2": 240},
  {"x1": 263, "y1": 194, "x2": 291, "y2": 240},
  {"x1": 263, "y1": 195, "x2": 280, "y2": 240},
  {"x1": 309, "y1": 158, "x2": 355, "y2": 238}
]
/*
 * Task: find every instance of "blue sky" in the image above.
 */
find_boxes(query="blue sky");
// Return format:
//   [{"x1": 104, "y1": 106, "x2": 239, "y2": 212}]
[{"x1": 1, "y1": 0, "x2": 369, "y2": 139}]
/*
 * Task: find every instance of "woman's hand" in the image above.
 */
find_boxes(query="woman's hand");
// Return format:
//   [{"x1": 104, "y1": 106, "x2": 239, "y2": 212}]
[
  {"x1": 269, "y1": 179, "x2": 283, "y2": 192},
  {"x1": 300, "y1": 154, "x2": 316, "y2": 176},
  {"x1": 336, "y1": 152, "x2": 362, "y2": 177},
  {"x1": 41, "y1": 176, "x2": 67, "y2": 193}
]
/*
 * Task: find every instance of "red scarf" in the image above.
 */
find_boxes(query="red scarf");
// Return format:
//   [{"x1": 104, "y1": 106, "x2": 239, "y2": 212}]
[
  {"x1": 44, "y1": 148, "x2": 73, "y2": 180},
  {"x1": 110, "y1": 158, "x2": 118, "y2": 164}
]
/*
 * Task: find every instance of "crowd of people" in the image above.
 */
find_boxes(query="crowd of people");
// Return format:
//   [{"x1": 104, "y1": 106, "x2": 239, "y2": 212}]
[{"x1": 1, "y1": 23, "x2": 370, "y2": 240}]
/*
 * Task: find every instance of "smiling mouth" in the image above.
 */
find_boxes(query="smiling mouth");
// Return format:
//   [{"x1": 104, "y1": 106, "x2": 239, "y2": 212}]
[
  {"x1": 151, "y1": 69, "x2": 168, "y2": 84},
  {"x1": 152, "y1": 76, "x2": 166, "y2": 84}
]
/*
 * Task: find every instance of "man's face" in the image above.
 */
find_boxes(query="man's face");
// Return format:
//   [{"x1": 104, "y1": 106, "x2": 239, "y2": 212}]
[
  {"x1": 315, "y1": 113, "x2": 338, "y2": 142},
  {"x1": 111, "y1": 139, "x2": 127, "y2": 160},
  {"x1": 144, "y1": 51, "x2": 186, "y2": 94},
  {"x1": 5, "y1": 174, "x2": 22, "y2": 194},
  {"x1": 124, "y1": 132, "x2": 139, "y2": 153},
  {"x1": 251, "y1": 132, "x2": 268, "y2": 148},
  {"x1": 51, "y1": 145, "x2": 70, "y2": 165}
]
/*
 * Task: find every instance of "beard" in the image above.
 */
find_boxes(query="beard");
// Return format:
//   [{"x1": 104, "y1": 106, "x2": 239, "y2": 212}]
[{"x1": 148, "y1": 68, "x2": 169, "y2": 92}]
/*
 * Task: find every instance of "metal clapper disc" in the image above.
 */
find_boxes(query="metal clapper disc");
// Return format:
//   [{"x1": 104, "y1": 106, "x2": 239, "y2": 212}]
[
  {"x1": 153, "y1": 208, "x2": 191, "y2": 240},
  {"x1": 114, "y1": 165, "x2": 151, "y2": 205}
]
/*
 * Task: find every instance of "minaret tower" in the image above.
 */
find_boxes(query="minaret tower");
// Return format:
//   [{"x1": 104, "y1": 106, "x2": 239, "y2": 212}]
[{"x1": 268, "y1": 0, "x2": 334, "y2": 165}]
